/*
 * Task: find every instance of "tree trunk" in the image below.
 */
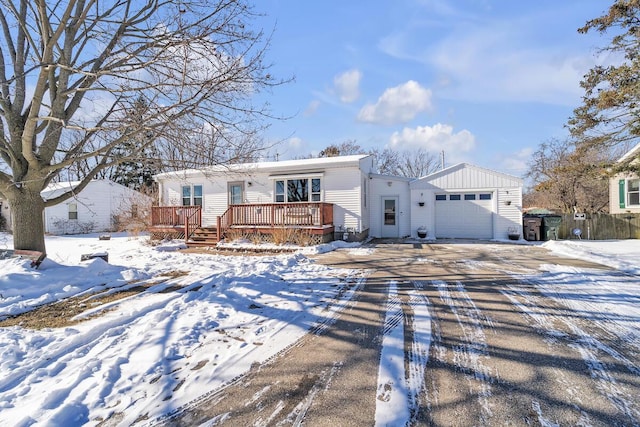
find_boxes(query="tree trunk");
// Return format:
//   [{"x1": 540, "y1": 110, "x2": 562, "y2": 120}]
[{"x1": 8, "y1": 190, "x2": 47, "y2": 254}]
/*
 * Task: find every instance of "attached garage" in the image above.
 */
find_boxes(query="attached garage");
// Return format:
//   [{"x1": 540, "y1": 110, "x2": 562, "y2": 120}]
[
  {"x1": 410, "y1": 163, "x2": 523, "y2": 241},
  {"x1": 434, "y1": 192, "x2": 494, "y2": 239}
]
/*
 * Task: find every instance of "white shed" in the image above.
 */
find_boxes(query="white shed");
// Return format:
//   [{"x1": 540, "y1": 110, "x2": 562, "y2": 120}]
[
  {"x1": 42, "y1": 180, "x2": 151, "y2": 235},
  {"x1": 409, "y1": 163, "x2": 523, "y2": 240}
]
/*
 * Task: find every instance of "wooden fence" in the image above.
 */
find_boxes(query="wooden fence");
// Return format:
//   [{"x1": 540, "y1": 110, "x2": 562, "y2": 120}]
[{"x1": 554, "y1": 213, "x2": 640, "y2": 240}]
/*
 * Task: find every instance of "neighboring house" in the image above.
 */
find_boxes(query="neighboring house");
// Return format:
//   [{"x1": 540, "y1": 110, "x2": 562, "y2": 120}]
[
  {"x1": 152, "y1": 155, "x2": 524, "y2": 245},
  {"x1": 42, "y1": 180, "x2": 152, "y2": 235},
  {"x1": 610, "y1": 142, "x2": 640, "y2": 214}
]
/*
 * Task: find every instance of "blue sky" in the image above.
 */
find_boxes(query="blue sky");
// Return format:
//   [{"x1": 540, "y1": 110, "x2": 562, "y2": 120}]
[{"x1": 255, "y1": 0, "x2": 612, "y2": 177}]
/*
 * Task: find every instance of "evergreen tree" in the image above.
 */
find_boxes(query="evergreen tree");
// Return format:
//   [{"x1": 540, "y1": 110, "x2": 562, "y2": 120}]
[
  {"x1": 109, "y1": 97, "x2": 161, "y2": 191},
  {"x1": 569, "y1": 0, "x2": 640, "y2": 172}
]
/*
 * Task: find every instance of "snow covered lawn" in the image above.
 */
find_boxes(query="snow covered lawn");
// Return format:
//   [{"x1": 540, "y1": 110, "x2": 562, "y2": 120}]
[
  {"x1": 1, "y1": 233, "x2": 639, "y2": 426},
  {"x1": 0, "y1": 233, "x2": 363, "y2": 426}
]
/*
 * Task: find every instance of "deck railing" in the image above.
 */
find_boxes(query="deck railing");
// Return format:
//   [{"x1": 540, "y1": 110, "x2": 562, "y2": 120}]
[
  {"x1": 152, "y1": 203, "x2": 333, "y2": 242},
  {"x1": 229, "y1": 202, "x2": 333, "y2": 226},
  {"x1": 218, "y1": 202, "x2": 333, "y2": 238},
  {"x1": 151, "y1": 206, "x2": 202, "y2": 228}
]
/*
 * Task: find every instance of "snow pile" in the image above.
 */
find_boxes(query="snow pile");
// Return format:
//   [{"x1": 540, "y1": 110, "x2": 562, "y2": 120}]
[{"x1": 542, "y1": 239, "x2": 640, "y2": 275}]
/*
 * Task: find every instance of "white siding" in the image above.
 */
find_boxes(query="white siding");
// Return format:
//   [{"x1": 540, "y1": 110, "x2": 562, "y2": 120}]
[
  {"x1": 43, "y1": 180, "x2": 151, "y2": 234},
  {"x1": 410, "y1": 189, "x2": 435, "y2": 239},
  {"x1": 410, "y1": 164, "x2": 523, "y2": 240},
  {"x1": 495, "y1": 188, "x2": 523, "y2": 239},
  {"x1": 414, "y1": 164, "x2": 522, "y2": 189},
  {"x1": 369, "y1": 176, "x2": 412, "y2": 238},
  {"x1": 323, "y1": 166, "x2": 363, "y2": 232},
  {"x1": 156, "y1": 158, "x2": 374, "y2": 233}
]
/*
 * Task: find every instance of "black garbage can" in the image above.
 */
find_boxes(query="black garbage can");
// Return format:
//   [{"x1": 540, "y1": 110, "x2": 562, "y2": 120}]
[
  {"x1": 523, "y1": 215, "x2": 542, "y2": 241},
  {"x1": 541, "y1": 215, "x2": 562, "y2": 240}
]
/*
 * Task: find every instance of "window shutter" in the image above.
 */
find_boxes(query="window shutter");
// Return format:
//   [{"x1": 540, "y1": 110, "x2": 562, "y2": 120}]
[{"x1": 619, "y1": 179, "x2": 626, "y2": 208}]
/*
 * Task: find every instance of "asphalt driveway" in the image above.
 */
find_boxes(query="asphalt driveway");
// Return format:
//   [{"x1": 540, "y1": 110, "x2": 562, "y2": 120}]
[{"x1": 162, "y1": 240, "x2": 640, "y2": 426}]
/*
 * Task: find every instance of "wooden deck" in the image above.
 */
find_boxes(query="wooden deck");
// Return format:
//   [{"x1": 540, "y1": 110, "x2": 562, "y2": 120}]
[{"x1": 151, "y1": 203, "x2": 335, "y2": 246}]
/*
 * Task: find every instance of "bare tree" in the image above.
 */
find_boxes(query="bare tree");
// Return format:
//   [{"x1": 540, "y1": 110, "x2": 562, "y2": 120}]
[
  {"x1": 0, "y1": 0, "x2": 285, "y2": 253},
  {"x1": 525, "y1": 138, "x2": 610, "y2": 213},
  {"x1": 317, "y1": 140, "x2": 364, "y2": 157},
  {"x1": 156, "y1": 115, "x2": 265, "y2": 169},
  {"x1": 374, "y1": 147, "x2": 440, "y2": 178}
]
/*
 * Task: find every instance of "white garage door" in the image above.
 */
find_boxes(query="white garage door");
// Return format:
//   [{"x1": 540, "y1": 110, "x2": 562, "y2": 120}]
[{"x1": 434, "y1": 193, "x2": 493, "y2": 239}]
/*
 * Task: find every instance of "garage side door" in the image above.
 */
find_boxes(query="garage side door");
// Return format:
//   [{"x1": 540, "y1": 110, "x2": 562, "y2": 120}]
[{"x1": 434, "y1": 193, "x2": 493, "y2": 239}]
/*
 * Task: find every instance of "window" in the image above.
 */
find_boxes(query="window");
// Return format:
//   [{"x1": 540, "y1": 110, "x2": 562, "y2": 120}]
[
  {"x1": 274, "y1": 177, "x2": 322, "y2": 202},
  {"x1": 181, "y1": 185, "x2": 203, "y2": 206},
  {"x1": 449, "y1": 194, "x2": 461, "y2": 201},
  {"x1": 182, "y1": 186, "x2": 191, "y2": 206},
  {"x1": 193, "y1": 185, "x2": 203, "y2": 206},
  {"x1": 435, "y1": 194, "x2": 446, "y2": 201},
  {"x1": 479, "y1": 193, "x2": 492, "y2": 200},
  {"x1": 464, "y1": 194, "x2": 476, "y2": 200},
  {"x1": 228, "y1": 182, "x2": 244, "y2": 205},
  {"x1": 287, "y1": 179, "x2": 308, "y2": 202},
  {"x1": 275, "y1": 180, "x2": 285, "y2": 202},
  {"x1": 312, "y1": 178, "x2": 321, "y2": 202},
  {"x1": 68, "y1": 203, "x2": 78, "y2": 220},
  {"x1": 363, "y1": 178, "x2": 367, "y2": 207},
  {"x1": 384, "y1": 199, "x2": 396, "y2": 225},
  {"x1": 628, "y1": 179, "x2": 640, "y2": 206}
]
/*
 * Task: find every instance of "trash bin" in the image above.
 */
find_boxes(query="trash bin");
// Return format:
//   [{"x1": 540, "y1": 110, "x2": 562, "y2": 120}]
[
  {"x1": 523, "y1": 215, "x2": 542, "y2": 241},
  {"x1": 541, "y1": 215, "x2": 562, "y2": 241}
]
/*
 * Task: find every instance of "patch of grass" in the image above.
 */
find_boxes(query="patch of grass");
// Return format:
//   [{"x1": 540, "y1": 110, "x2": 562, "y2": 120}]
[{"x1": 0, "y1": 275, "x2": 188, "y2": 329}]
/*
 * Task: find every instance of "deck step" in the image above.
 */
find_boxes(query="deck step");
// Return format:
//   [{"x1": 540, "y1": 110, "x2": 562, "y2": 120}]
[{"x1": 187, "y1": 227, "x2": 219, "y2": 248}]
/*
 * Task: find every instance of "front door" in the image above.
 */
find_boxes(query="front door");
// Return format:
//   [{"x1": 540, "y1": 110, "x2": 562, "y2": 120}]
[
  {"x1": 381, "y1": 197, "x2": 399, "y2": 238},
  {"x1": 228, "y1": 182, "x2": 244, "y2": 205}
]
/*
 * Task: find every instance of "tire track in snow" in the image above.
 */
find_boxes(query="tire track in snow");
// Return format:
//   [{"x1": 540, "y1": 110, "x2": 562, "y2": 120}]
[
  {"x1": 433, "y1": 279, "x2": 493, "y2": 421},
  {"x1": 375, "y1": 281, "x2": 409, "y2": 426},
  {"x1": 406, "y1": 282, "x2": 432, "y2": 423},
  {"x1": 374, "y1": 281, "x2": 432, "y2": 427},
  {"x1": 502, "y1": 284, "x2": 640, "y2": 424}
]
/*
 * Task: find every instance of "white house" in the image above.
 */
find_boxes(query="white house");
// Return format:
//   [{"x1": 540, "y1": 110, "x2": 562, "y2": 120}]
[
  {"x1": 153, "y1": 155, "x2": 524, "y2": 243},
  {"x1": 154, "y1": 155, "x2": 377, "y2": 241},
  {"x1": 42, "y1": 180, "x2": 152, "y2": 235},
  {"x1": 609, "y1": 142, "x2": 640, "y2": 214}
]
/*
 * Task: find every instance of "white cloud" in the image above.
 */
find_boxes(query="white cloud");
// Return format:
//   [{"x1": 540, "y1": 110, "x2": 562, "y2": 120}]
[
  {"x1": 499, "y1": 147, "x2": 534, "y2": 177},
  {"x1": 287, "y1": 136, "x2": 304, "y2": 150},
  {"x1": 388, "y1": 123, "x2": 475, "y2": 161},
  {"x1": 303, "y1": 100, "x2": 321, "y2": 116},
  {"x1": 357, "y1": 80, "x2": 432, "y2": 125},
  {"x1": 333, "y1": 69, "x2": 362, "y2": 103},
  {"x1": 378, "y1": 6, "x2": 603, "y2": 106},
  {"x1": 429, "y1": 28, "x2": 592, "y2": 105}
]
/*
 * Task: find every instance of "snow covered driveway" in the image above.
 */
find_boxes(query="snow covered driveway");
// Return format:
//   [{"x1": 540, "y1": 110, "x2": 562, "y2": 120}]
[{"x1": 167, "y1": 240, "x2": 640, "y2": 426}]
